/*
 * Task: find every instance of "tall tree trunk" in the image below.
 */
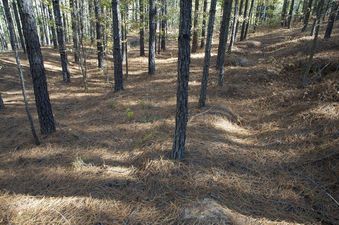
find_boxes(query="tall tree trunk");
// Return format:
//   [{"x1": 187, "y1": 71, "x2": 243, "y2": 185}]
[
  {"x1": 303, "y1": 0, "x2": 324, "y2": 86},
  {"x1": 235, "y1": 0, "x2": 245, "y2": 41},
  {"x1": 302, "y1": 0, "x2": 313, "y2": 31},
  {"x1": 191, "y1": 0, "x2": 200, "y2": 53},
  {"x1": 217, "y1": 0, "x2": 233, "y2": 86},
  {"x1": 77, "y1": 0, "x2": 88, "y2": 91},
  {"x1": 95, "y1": 0, "x2": 105, "y2": 69},
  {"x1": 244, "y1": 0, "x2": 254, "y2": 39},
  {"x1": 240, "y1": 0, "x2": 249, "y2": 41},
  {"x1": 47, "y1": 4, "x2": 58, "y2": 49},
  {"x1": 52, "y1": 0, "x2": 71, "y2": 82},
  {"x1": 161, "y1": 0, "x2": 167, "y2": 51},
  {"x1": 200, "y1": 0, "x2": 207, "y2": 48},
  {"x1": 70, "y1": 0, "x2": 80, "y2": 63},
  {"x1": 228, "y1": 0, "x2": 239, "y2": 52},
  {"x1": 198, "y1": 0, "x2": 217, "y2": 108},
  {"x1": 139, "y1": 0, "x2": 145, "y2": 56},
  {"x1": 216, "y1": 0, "x2": 233, "y2": 70},
  {"x1": 288, "y1": 0, "x2": 295, "y2": 28},
  {"x1": 148, "y1": 0, "x2": 156, "y2": 75},
  {"x1": 89, "y1": 0, "x2": 96, "y2": 45},
  {"x1": 62, "y1": 7, "x2": 68, "y2": 43},
  {"x1": 172, "y1": 0, "x2": 192, "y2": 160},
  {"x1": 2, "y1": 0, "x2": 40, "y2": 145},
  {"x1": 17, "y1": 0, "x2": 56, "y2": 135},
  {"x1": 324, "y1": 1, "x2": 338, "y2": 39},
  {"x1": 112, "y1": 0, "x2": 124, "y2": 91},
  {"x1": 12, "y1": 1, "x2": 26, "y2": 52},
  {"x1": 281, "y1": 0, "x2": 289, "y2": 26}
]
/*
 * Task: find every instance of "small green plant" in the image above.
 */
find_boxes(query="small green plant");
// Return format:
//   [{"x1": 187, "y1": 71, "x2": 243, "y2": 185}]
[{"x1": 126, "y1": 108, "x2": 134, "y2": 120}]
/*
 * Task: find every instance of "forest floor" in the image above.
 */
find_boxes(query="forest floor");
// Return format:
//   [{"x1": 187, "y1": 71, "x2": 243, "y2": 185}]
[{"x1": 0, "y1": 23, "x2": 338, "y2": 225}]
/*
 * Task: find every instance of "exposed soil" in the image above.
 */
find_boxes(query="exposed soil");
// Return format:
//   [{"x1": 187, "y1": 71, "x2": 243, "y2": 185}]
[{"x1": 0, "y1": 23, "x2": 338, "y2": 224}]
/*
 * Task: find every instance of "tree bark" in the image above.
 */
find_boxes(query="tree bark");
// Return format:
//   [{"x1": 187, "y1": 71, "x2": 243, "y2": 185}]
[
  {"x1": 228, "y1": 0, "x2": 239, "y2": 52},
  {"x1": 47, "y1": 3, "x2": 58, "y2": 49},
  {"x1": 200, "y1": 0, "x2": 207, "y2": 48},
  {"x1": 70, "y1": 0, "x2": 80, "y2": 63},
  {"x1": 303, "y1": 0, "x2": 324, "y2": 86},
  {"x1": 244, "y1": 0, "x2": 254, "y2": 39},
  {"x1": 240, "y1": 0, "x2": 249, "y2": 41},
  {"x1": 235, "y1": 0, "x2": 244, "y2": 41},
  {"x1": 148, "y1": 0, "x2": 156, "y2": 75},
  {"x1": 17, "y1": 0, "x2": 56, "y2": 135},
  {"x1": 161, "y1": 0, "x2": 167, "y2": 51},
  {"x1": 172, "y1": 0, "x2": 192, "y2": 160},
  {"x1": 288, "y1": 0, "x2": 295, "y2": 28},
  {"x1": 217, "y1": 0, "x2": 233, "y2": 86},
  {"x1": 139, "y1": 0, "x2": 145, "y2": 56},
  {"x1": 302, "y1": 0, "x2": 313, "y2": 31},
  {"x1": 281, "y1": 0, "x2": 289, "y2": 26},
  {"x1": 112, "y1": 0, "x2": 124, "y2": 91},
  {"x1": 198, "y1": 0, "x2": 217, "y2": 108},
  {"x1": 191, "y1": 0, "x2": 200, "y2": 53},
  {"x1": 52, "y1": 0, "x2": 71, "y2": 82},
  {"x1": 216, "y1": 0, "x2": 233, "y2": 70},
  {"x1": 3, "y1": 0, "x2": 40, "y2": 145},
  {"x1": 12, "y1": 1, "x2": 26, "y2": 52},
  {"x1": 95, "y1": 0, "x2": 105, "y2": 69},
  {"x1": 324, "y1": 1, "x2": 338, "y2": 39},
  {"x1": 0, "y1": 93, "x2": 4, "y2": 111}
]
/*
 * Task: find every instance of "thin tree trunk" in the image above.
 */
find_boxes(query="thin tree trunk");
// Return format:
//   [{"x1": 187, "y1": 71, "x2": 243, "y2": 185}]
[
  {"x1": 235, "y1": 0, "x2": 244, "y2": 41},
  {"x1": 77, "y1": 0, "x2": 88, "y2": 92},
  {"x1": 52, "y1": 0, "x2": 71, "y2": 82},
  {"x1": 12, "y1": 1, "x2": 26, "y2": 52},
  {"x1": 161, "y1": 0, "x2": 166, "y2": 51},
  {"x1": 288, "y1": 0, "x2": 295, "y2": 28},
  {"x1": 240, "y1": 0, "x2": 249, "y2": 41},
  {"x1": 70, "y1": 0, "x2": 80, "y2": 63},
  {"x1": 217, "y1": 0, "x2": 233, "y2": 86},
  {"x1": 200, "y1": 0, "x2": 207, "y2": 48},
  {"x1": 191, "y1": 0, "x2": 200, "y2": 53},
  {"x1": 89, "y1": 0, "x2": 96, "y2": 45},
  {"x1": 324, "y1": 1, "x2": 338, "y2": 39},
  {"x1": 112, "y1": 0, "x2": 124, "y2": 91},
  {"x1": 47, "y1": 4, "x2": 58, "y2": 49},
  {"x1": 17, "y1": 0, "x2": 56, "y2": 135},
  {"x1": 303, "y1": 0, "x2": 324, "y2": 86},
  {"x1": 172, "y1": 0, "x2": 192, "y2": 160},
  {"x1": 198, "y1": 0, "x2": 217, "y2": 108},
  {"x1": 2, "y1": 0, "x2": 40, "y2": 145},
  {"x1": 228, "y1": 0, "x2": 239, "y2": 52},
  {"x1": 302, "y1": 0, "x2": 313, "y2": 31},
  {"x1": 95, "y1": 0, "x2": 105, "y2": 69},
  {"x1": 244, "y1": 0, "x2": 254, "y2": 39},
  {"x1": 216, "y1": 0, "x2": 233, "y2": 70},
  {"x1": 148, "y1": 0, "x2": 156, "y2": 75},
  {"x1": 139, "y1": 0, "x2": 145, "y2": 56},
  {"x1": 281, "y1": 0, "x2": 289, "y2": 26}
]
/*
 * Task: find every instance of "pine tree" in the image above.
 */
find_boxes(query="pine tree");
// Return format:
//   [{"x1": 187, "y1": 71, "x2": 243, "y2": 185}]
[
  {"x1": 148, "y1": 0, "x2": 156, "y2": 75},
  {"x1": 95, "y1": 0, "x2": 105, "y2": 69},
  {"x1": 287, "y1": 0, "x2": 295, "y2": 28},
  {"x1": 302, "y1": 0, "x2": 313, "y2": 31},
  {"x1": 172, "y1": 0, "x2": 192, "y2": 160},
  {"x1": 11, "y1": 1, "x2": 26, "y2": 52},
  {"x1": 324, "y1": 1, "x2": 338, "y2": 39},
  {"x1": 200, "y1": 0, "x2": 208, "y2": 48},
  {"x1": 139, "y1": 0, "x2": 145, "y2": 56},
  {"x1": 191, "y1": 0, "x2": 200, "y2": 53},
  {"x1": 240, "y1": 0, "x2": 249, "y2": 41},
  {"x1": 228, "y1": 0, "x2": 239, "y2": 52},
  {"x1": 112, "y1": 0, "x2": 124, "y2": 91},
  {"x1": 198, "y1": 0, "x2": 217, "y2": 108},
  {"x1": 52, "y1": 0, "x2": 71, "y2": 82},
  {"x1": 17, "y1": 0, "x2": 56, "y2": 135}
]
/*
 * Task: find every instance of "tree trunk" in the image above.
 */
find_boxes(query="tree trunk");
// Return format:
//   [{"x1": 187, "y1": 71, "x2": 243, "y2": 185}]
[
  {"x1": 244, "y1": 0, "x2": 254, "y2": 39},
  {"x1": 0, "y1": 93, "x2": 4, "y2": 111},
  {"x1": 17, "y1": 0, "x2": 56, "y2": 135},
  {"x1": 148, "y1": 0, "x2": 156, "y2": 75},
  {"x1": 324, "y1": 1, "x2": 338, "y2": 39},
  {"x1": 198, "y1": 0, "x2": 217, "y2": 108},
  {"x1": 228, "y1": 0, "x2": 239, "y2": 52},
  {"x1": 281, "y1": 0, "x2": 289, "y2": 26},
  {"x1": 12, "y1": 1, "x2": 26, "y2": 52},
  {"x1": 288, "y1": 0, "x2": 295, "y2": 28},
  {"x1": 217, "y1": 0, "x2": 233, "y2": 86},
  {"x1": 70, "y1": 0, "x2": 80, "y2": 63},
  {"x1": 62, "y1": 8, "x2": 68, "y2": 43},
  {"x1": 200, "y1": 0, "x2": 207, "y2": 48},
  {"x1": 216, "y1": 0, "x2": 233, "y2": 70},
  {"x1": 303, "y1": 0, "x2": 324, "y2": 86},
  {"x1": 161, "y1": 0, "x2": 167, "y2": 51},
  {"x1": 112, "y1": 0, "x2": 124, "y2": 91},
  {"x1": 139, "y1": 0, "x2": 145, "y2": 56},
  {"x1": 89, "y1": 0, "x2": 96, "y2": 45},
  {"x1": 52, "y1": 0, "x2": 71, "y2": 82},
  {"x1": 191, "y1": 0, "x2": 200, "y2": 53},
  {"x1": 77, "y1": 0, "x2": 88, "y2": 92},
  {"x1": 302, "y1": 0, "x2": 313, "y2": 31},
  {"x1": 240, "y1": 0, "x2": 249, "y2": 41},
  {"x1": 172, "y1": 0, "x2": 192, "y2": 160},
  {"x1": 3, "y1": 0, "x2": 40, "y2": 145},
  {"x1": 95, "y1": 0, "x2": 105, "y2": 69},
  {"x1": 235, "y1": 0, "x2": 244, "y2": 41},
  {"x1": 47, "y1": 4, "x2": 58, "y2": 49}
]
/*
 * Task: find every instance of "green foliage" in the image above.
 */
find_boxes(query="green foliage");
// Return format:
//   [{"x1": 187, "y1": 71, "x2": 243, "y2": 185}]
[{"x1": 126, "y1": 108, "x2": 134, "y2": 120}]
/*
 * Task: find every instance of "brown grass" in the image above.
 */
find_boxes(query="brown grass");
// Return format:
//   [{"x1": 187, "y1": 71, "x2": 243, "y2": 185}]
[{"x1": 0, "y1": 23, "x2": 338, "y2": 224}]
